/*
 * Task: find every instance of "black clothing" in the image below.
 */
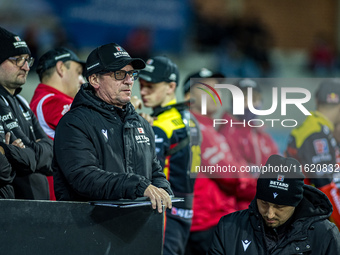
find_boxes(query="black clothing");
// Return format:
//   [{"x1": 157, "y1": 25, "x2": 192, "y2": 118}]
[
  {"x1": 0, "y1": 85, "x2": 52, "y2": 199},
  {"x1": 164, "y1": 209, "x2": 192, "y2": 255},
  {"x1": 185, "y1": 226, "x2": 216, "y2": 255},
  {"x1": 151, "y1": 100, "x2": 201, "y2": 255},
  {"x1": 53, "y1": 83, "x2": 172, "y2": 201},
  {"x1": 208, "y1": 185, "x2": 340, "y2": 255},
  {"x1": 0, "y1": 152, "x2": 15, "y2": 198}
]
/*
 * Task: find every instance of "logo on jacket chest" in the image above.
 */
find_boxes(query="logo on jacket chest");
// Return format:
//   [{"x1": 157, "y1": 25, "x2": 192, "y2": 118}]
[
  {"x1": 241, "y1": 240, "x2": 252, "y2": 251},
  {"x1": 135, "y1": 134, "x2": 150, "y2": 145}
]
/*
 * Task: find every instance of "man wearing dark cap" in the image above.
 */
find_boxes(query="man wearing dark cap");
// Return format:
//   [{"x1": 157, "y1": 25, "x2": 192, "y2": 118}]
[
  {"x1": 286, "y1": 79, "x2": 340, "y2": 230},
  {"x1": 53, "y1": 43, "x2": 172, "y2": 213},
  {"x1": 30, "y1": 47, "x2": 86, "y2": 200},
  {"x1": 0, "y1": 26, "x2": 53, "y2": 200},
  {"x1": 208, "y1": 154, "x2": 340, "y2": 254},
  {"x1": 139, "y1": 56, "x2": 201, "y2": 255}
]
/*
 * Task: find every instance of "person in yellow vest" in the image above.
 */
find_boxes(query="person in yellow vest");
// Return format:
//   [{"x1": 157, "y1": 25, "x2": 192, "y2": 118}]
[{"x1": 139, "y1": 56, "x2": 201, "y2": 255}]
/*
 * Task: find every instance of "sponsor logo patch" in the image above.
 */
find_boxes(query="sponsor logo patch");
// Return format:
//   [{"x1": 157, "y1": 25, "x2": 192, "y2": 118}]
[
  {"x1": 277, "y1": 175, "x2": 284, "y2": 182},
  {"x1": 269, "y1": 175, "x2": 289, "y2": 191},
  {"x1": 135, "y1": 135, "x2": 150, "y2": 145},
  {"x1": 313, "y1": 138, "x2": 329, "y2": 154}
]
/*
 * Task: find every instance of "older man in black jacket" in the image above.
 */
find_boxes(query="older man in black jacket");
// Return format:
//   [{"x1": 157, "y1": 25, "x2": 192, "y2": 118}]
[
  {"x1": 208, "y1": 154, "x2": 340, "y2": 254},
  {"x1": 53, "y1": 43, "x2": 172, "y2": 213}
]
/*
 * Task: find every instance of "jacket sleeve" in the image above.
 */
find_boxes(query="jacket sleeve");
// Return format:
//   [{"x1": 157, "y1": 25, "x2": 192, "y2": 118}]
[
  {"x1": 141, "y1": 120, "x2": 172, "y2": 195},
  {"x1": 152, "y1": 126, "x2": 169, "y2": 169},
  {"x1": 54, "y1": 113, "x2": 166, "y2": 200},
  {"x1": 28, "y1": 111, "x2": 53, "y2": 175},
  {"x1": 0, "y1": 103, "x2": 52, "y2": 175},
  {"x1": 0, "y1": 153, "x2": 15, "y2": 186},
  {"x1": 0, "y1": 142, "x2": 37, "y2": 174},
  {"x1": 324, "y1": 224, "x2": 340, "y2": 254},
  {"x1": 207, "y1": 217, "x2": 226, "y2": 255},
  {"x1": 150, "y1": 152, "x2": 173, "y2": 196}
]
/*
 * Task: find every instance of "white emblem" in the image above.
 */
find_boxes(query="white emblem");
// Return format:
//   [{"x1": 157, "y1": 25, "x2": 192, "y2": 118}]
[
  {"x1": 102, "y1": 129, "x2": 108, "y2": 139},
  {"x1": 241, "y1": 240, "x2": 251, "y2": 251},
  {"x1": 155, "y1": 134, "x2": 164, "y2": 143},
  {"x1": 273, "y1": 192, "x2": 278, "y2": 198}
]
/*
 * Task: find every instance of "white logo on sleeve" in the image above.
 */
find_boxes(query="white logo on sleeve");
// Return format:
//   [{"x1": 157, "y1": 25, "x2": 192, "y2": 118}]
[
  {"x1": 273, "y1": 192, "x2": 278, "y2": 198},
  {"x1": 155, "y1": 134, "x2": 164, "y2": 143},
  {"x1": 241, "y1": 240, "x2": 251, "y2": 251},
  {"x1": 62, "y1": 104, "x2": 71, "y2": 115},
  {"x1": 102, "y1": 129, "x2": 108, "y2": 140}
]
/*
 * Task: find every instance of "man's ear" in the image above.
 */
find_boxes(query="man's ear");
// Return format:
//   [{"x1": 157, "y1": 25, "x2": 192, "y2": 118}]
[
  {"x1": 88, "y1": 74, "x2": 100, "y2": 89},
  {"x1": 168, "y1": 82, "x2": 177, "y2": 94},
  {"x1": 55, "y1": 61, "x2": 65, "y2": 77}
]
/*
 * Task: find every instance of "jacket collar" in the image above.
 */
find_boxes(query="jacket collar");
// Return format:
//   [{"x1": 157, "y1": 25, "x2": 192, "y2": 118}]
[
  {"x1": 313, "y1": 111, "x2": 334, "y2": 131},
  {"x1": 151, "y1": 99, "x2": 191, "y2": 117}
]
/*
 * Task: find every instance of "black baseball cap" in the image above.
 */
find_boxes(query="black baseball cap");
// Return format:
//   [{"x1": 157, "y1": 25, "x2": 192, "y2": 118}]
[
  {"x1": 183, "y1": 68, "x2": 224, "y2": 94},
  {"x1": 36, "y1": 47, "x2": 85, "y2": 76},
  {"x1": 139, "y1": 56, "x2": 179, "y2": 85},
  {"x1": 85, "y1": 43, "x2": 145, "y2": 78},
  {"x1": 236, "y1": 78, "x2": 261, "y2": 92},
  {"x1": 316, "y1": 79, "x2": 340, "y2": 104}
]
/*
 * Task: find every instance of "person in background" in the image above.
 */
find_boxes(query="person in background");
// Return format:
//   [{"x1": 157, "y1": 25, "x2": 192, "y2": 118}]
[
  {"x1": 53, "y1": 43, "x2": 172, "y2": 213},
  {"x1": 0, "y1": 26, "x2": 53, "y2": 200},
  {"x1": 208, "y1": 154, "x2": 340, "y2": 254},
  {"x1": 286, "y1": 79, "x2": 340, "y2": 230},
  {"x1": 139, "y1": 56, "x2": 201, "y2": 255},
  {"x1": 332, "y1": 122, "x2": 340, "y2": 188},
  {"x1": 183, "y1": 68, "x2": 257, "y2": 255},
  {"x1": 217, "y1": 78, "x2": 279, "y2": 168},
  {"x1": 30, "y1": 47, "x2": 85, "y2": 200}
]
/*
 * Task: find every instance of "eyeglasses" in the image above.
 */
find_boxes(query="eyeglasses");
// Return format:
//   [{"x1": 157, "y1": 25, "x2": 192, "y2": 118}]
[
  {"x1": 103, "y1": 70, "x2": 140, "y2": 81},
  {"x1": 8, "y1": 56, "x2": 35, "y2": 68}
]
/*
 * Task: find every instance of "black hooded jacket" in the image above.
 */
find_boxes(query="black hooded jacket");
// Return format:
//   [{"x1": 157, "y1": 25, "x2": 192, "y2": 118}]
[
  {"x1": 53, "y1": 83, "x2": 172, "y2": 201},
  {"x1": 208, "y1": 185, "x2": 340, "y2": 255},
  {"x1": 0, "y1": 152, "x2": 14, "y2": 198},
  {"x1": 0, "y1": 85, "x2": 53, "y2": 199}
]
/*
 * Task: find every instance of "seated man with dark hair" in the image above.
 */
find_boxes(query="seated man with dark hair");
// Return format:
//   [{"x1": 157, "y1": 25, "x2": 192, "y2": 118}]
[{"x1": 208, "y1": 154, "x2": 340, "y2": 254}]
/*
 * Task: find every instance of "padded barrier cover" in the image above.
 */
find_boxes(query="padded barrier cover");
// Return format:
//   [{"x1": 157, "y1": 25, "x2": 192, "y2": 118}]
[{"x1": 0, "y1": 199, "x2": 164, "y2": 255}]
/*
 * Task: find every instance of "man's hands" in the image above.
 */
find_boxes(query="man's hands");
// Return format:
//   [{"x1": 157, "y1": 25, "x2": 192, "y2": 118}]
[
  {"x1": 144, "y1": 184, "x2": 172, "y2": 213},
  {"x1": 0, "y1": 132, "x2": 25, "y2": 155},
  {"x1": 6, "y1": 132, "x2": 25, "y2": 148}
]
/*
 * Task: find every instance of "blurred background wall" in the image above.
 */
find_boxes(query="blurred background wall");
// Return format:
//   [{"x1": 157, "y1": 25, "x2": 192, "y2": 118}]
[{"x1": 1, "y1": 0, "x2": 340, "y2": 152}]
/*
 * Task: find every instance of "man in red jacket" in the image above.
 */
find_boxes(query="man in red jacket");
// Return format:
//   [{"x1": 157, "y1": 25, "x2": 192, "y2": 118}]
[
  {"x1": 217, "y1": 78, "x2": 279, "y2": 167},
  {"x1": 183, "y1": 69, "x2": 257, "y2": 255},
  {"x1": 30, "y1": 47, "x2": 85, "y2": 200}
]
